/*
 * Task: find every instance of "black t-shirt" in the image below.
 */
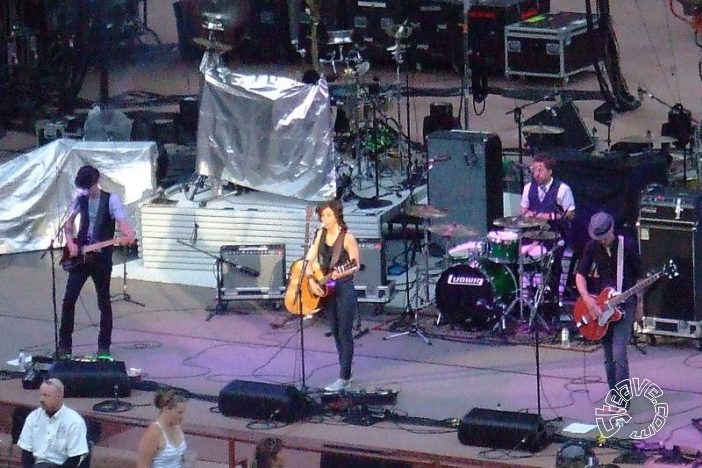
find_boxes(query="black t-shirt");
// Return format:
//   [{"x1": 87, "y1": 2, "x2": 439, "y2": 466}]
[{"x1": 576, "y1": 235, "x2": 642, "y2": 294}]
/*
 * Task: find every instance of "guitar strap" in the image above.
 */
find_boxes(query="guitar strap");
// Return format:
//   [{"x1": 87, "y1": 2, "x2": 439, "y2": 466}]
[
  {"x1": 617, "y1": 235, "x2": 624, "y2": 292},
  {"x1": 329, "y1": 230, "x2": 346, "y2": 269}
]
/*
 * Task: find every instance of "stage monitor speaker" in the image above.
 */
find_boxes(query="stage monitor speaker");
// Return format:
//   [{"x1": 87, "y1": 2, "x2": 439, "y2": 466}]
[
  {"x1": 220, "y1": 244, "x2": 285, "y2": 296},
  {"x1": 49, "y1": 360, "x2": 131, "y2": 398},
  {"x1": 320, "y1": 452, "x2": 411, "y2": 468},
  {"x1": 458, "y1": 407, "x2": 551, "y2": 452},
  {"x1": 356, "y1": 238, "x2": 386, "y2": 287},
  {"x1": 218, "y1": 380, "x2": 312, "y2": 423},
  {"x1": 639, "y1": 222, "x2": 702, "y2": 321},
  {"x1": 524, "y1": 101, "x2": 593, "y2": 152},
  {"x1": 427, "y1": 131, "x2": 503, "y2": 240}
]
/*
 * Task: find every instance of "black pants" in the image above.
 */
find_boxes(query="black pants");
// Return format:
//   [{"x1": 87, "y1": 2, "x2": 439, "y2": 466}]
[
  {"x1": 59, "y1": 254, "x2": 113, "y2": 353},
  {"x1": 326, "y1": 279, "x2": 357, "y2": 380}
]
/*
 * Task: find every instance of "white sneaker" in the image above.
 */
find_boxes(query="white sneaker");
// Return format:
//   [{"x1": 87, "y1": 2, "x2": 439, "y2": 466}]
[{"x1": 324, "y1": 378, "x2": 351, "y2": 392}]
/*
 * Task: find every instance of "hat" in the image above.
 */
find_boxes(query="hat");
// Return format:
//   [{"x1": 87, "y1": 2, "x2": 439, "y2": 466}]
[{"x1": 588, "y1": 212, "x2": 614, "y2": 241}]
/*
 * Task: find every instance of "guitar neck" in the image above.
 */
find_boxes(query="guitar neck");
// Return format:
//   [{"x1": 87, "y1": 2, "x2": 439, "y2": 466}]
[
  {"x1": 607, "y1": 271, "x2": 663, "y2": 307},
  {"x1": 81, "y1": 237, "x2": 129, "y2": 254}
]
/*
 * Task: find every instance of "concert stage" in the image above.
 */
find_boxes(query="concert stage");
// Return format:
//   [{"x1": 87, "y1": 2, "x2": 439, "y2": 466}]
[{"x1": 1, "y1": 251, "x2": 702, "y2": 467}]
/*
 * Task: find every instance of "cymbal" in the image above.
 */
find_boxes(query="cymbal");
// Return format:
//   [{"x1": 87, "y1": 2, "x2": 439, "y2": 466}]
[
  {"x1": 384, "y1": 23, "x2": 413, "y2": 39},
  {"x1": 493, "y1": 215, "x2": 547, "y2": 229},
  {"x1": 522, "y1": 124, "x2": 565, "y2": 135},
  {"x1": 428, "y1": 223, "x2": 478, "y2": 238},
  {"x1": 523, "y1": 230, "x2": 557, "y2": 240},
  {"x1": 404, "y1": 204, "x2": 448, "y2": 219},
  {"x1": 429, "y1": 154, "x2": 451, "y2": 163},
  {"x1": 619, "y1": 134, "x2": 677, "y2": 145},
  {"x1": 193, "y1": 37, "x2": 232, "y2": 52},
  {"x1": 201, "y1": 11, "x2": 231, "y2": 21}
]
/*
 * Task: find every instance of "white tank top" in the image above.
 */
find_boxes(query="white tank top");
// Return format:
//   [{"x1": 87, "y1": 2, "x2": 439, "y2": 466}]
[{"x1": 151, "y1": 421, "x2": 187, "y2": 468}]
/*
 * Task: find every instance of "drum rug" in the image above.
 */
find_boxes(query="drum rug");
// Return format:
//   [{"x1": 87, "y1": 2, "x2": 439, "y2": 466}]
[{"x1": 374, "y1": 305, "x2": 602, "y2": 353}]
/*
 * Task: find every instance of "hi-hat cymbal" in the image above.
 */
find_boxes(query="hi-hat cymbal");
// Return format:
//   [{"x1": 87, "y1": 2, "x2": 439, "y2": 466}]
[
  {"x1": 201, "y1": 11, "x2": 231, "y2": 21},
  {"x1": 404, "y1": 204, "x2": 448, "y2": 219},
  {"x1": 493, "y1": 215, "x2": 547, "y2": 229},
  {"x1": 384, "y1": 23, "x2": 413, "y2": 39},
  {"x1": 523, "y1": 230, "x2": 557, "y2": 240},
  {"x1": 428, "y1": 223, "x2": 478, "y2": 238},
  {"x1": 193, "y1": 37, "x2": 232, "y2": 52},
  {"x1": 522, "y1": 124, "x2": 565, "y2": 135}
]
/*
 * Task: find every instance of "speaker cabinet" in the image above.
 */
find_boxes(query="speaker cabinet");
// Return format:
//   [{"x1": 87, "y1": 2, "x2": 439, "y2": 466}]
[
  {"x1": 427, "y1": 131, "x2": 503, "y2": 240},
  {"x1": 458, "y1": 407, "x2": 551, "y2": 452},
  {"x1": 218, "y1": 380, "x2": 311, "y2": 423},
  {"x1": 639, "y1": 222, "x2": 702, "y2": 321},
  {"x1": 355, "y1": 238, "x2": 386, "y2": 299},
  {"x1": 49, "y1": 360, "x2": 131, "y2": 398},
  {"x1": 220, "y1": 244, "x2": 285, "y2": 298}
]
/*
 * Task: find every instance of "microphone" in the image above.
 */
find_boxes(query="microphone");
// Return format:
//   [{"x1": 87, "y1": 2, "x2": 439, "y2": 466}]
[
  {"x1": 191, "y1": 223, "x2": 199, "y2": 245},
  {"x1": 513, "y1": 162, "x2": 531, "y2": 172},
  {"x1": 239, "y1": 266, "x2": 260, "y2": 278}
]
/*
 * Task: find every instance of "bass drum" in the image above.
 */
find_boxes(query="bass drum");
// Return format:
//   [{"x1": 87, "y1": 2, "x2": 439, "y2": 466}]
[{"x1": 435, "y1": 259, "x2": 517, "y2": 330}]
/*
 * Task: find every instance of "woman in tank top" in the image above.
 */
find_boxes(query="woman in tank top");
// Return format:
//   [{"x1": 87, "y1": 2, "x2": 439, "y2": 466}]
[{"x1": 137, "y1": 389, "x2": 189, "y2": 468}]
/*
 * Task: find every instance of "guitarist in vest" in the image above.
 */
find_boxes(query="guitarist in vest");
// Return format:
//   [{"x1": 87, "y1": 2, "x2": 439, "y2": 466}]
[
  {"x1": 305, "y1": 200, "x2": 360, "y2": 393},
  {"x1": 575, "y1": 212, "x2": 643, "y2": 395},
  {"x1": 520, "y1": 153, "x2": 576, "y2": 308},
  {"x1": 59, "y1": 165, "x2": 136, "y2": 360}
]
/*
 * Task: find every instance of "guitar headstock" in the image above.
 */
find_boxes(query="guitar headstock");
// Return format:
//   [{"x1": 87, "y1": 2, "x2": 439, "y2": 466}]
[
  {"x1": 336, "y1": 259, "x2": 357, "y2": 272},
  {"x1": 662, "y1": 259, "x2": 678, "y2": 279}
]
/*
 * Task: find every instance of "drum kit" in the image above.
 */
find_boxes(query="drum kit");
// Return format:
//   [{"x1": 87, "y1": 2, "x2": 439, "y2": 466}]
[{"x1": 434, "y1": 214, "x2": 560, "y2": 333}]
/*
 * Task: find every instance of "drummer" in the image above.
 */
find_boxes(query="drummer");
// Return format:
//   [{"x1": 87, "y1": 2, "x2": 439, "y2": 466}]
[{"x1": 520, "y1": 153, "x2": 576, "y2": 302}]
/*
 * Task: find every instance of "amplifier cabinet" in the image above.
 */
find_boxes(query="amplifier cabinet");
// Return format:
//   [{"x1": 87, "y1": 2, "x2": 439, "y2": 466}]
[
  {"x1": 220, "y1": 244, "x2": 286, "y2": 299},
  {"x1": 505, "y1": 11, "x2": 603, "y2": 80},
  {"x1": 468, "y1": 0, "x2": 550, "y2": 74},
  {"x1": 638, "y1": 221, "x2": 702, "y2": 324}
]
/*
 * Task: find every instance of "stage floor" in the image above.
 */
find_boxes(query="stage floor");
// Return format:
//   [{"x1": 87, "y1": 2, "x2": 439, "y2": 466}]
[{"x1": 1, "y1": 251, "x2": 701, "y2": 467}]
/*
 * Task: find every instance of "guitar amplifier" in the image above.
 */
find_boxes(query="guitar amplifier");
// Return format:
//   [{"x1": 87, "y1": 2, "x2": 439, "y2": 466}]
[{"x1": 220, "y1": 244, "x2": 286, "y2": 299}]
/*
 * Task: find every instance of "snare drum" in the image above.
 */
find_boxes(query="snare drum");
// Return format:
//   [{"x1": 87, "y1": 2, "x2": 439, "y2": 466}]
[
  {"x1": 448, "y1": 240, "x2": 485, "y2": 264},
  {"x1": 435, "y1": 259, "x2": 517, "y2": 329},
  {"x1": 486, "y1": 230, "x2": 519, "y2": 263},
  {"x1": 520, "y1": 242, "x2": 548, "y2": 264}
]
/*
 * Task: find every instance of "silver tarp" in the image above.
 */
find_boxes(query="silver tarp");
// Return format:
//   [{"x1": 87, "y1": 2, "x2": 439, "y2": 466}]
[
  {"x1": 0, "y1": 139, "x2": 156, "y2": 254},
  {"x1": 196, "y1": 69, "x2": 336, "y2": 201}
]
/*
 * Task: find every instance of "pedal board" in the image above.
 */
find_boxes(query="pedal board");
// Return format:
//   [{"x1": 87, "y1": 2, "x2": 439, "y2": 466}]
[{"x1": 321, "y1": 389, "x2": 399, "y2": 410}]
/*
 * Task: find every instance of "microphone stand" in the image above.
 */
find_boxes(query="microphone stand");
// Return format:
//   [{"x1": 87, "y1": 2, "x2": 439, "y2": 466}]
[
  {"x1": 506, "y1": 94, "x2": 554, "y2": 187},
  {"x1": 110, "y1": 245, "x2": 145, "y2": 307},
  {"x1": 41, "y1": 201, "x2": 75, "y2": 358},
  {"x1": 296, "y1": 258, "x2": 309, "y2": 391}
]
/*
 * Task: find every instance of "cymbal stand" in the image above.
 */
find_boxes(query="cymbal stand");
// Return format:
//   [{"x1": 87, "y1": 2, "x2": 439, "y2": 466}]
[
  {"x1": 390, "y1": 34, "x2": 407, "y2": 175},
  {"x1": 494, "y1": 232, "x2": 530, "y2": 333},
  {"x1": 110, "y1": 245, "x2": 145, "y2": 307},
  {"x1": 384, "y1": 216, "x2": 432, "y2": 345}
]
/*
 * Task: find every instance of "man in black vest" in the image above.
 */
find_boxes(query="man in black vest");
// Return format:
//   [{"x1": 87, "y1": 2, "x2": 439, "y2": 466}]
[
  {"x1": 520, "y1": 153, "x2": 576, "y2": 308},
  {"x1": 59, "y1": 165, "x2": 136, "y2": 359}
]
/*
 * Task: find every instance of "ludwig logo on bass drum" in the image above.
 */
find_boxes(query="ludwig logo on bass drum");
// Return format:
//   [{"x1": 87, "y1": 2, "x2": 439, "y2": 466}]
[{"x1": 447, "y1": 274, "x2": 484, "y2": 286}]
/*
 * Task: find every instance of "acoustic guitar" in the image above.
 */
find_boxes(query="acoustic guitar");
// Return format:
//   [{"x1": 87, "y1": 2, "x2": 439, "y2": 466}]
[
  {"x1": 573, "y1": 260, "x2": 677, "y2": 341},
  {"x1": 284, "y1": 259, "x2": 357, "y2": 315},
  {"x1": 60, "y1": 236, "x2": 135, "y2": 272}
]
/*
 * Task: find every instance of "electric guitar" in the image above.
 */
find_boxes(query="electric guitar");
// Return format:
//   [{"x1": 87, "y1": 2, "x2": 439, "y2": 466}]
[
  {"x1": 60, "y1": 236, "x2": 135, "y2": 272},
  {"x1": 284, "y1": 259, "x2": 357, "y2": 315},
  {"x1": 573, "y1": 260, "x2": 677, "y2": 341}
]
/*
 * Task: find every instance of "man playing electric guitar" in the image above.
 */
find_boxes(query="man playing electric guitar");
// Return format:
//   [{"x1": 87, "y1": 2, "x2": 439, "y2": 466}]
[
  {"x1": 305, "y1": 200, "x2": 360, "y2": 393},
  {"x1": 59, "y1": 165, "x2": 136, "y2": 360},
  {"x1": 575, "y1": 212, "x2": 644, "y2": 394}
]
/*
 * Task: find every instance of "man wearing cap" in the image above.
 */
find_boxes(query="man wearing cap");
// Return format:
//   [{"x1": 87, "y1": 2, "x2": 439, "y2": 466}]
[
  {"x1": 575, "y1": 212, "x2": 643, "y2": 393},
  {"x1": 59, "y1": 165, "x2": 136, "y2": 359},
  {"x1": 520, "y1": 153, "x2": 576, "y2": 304}
]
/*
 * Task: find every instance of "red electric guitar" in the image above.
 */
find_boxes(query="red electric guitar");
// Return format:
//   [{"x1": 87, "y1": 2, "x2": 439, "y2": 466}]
[{"x1": 573, "y1": 260, "x2": 677, "y2": 341}]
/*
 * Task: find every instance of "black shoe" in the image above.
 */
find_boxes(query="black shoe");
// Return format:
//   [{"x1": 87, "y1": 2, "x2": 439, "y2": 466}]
[
  {"x1": 55, "y1": 348, "x2": 72, "y2": 360},
  {"x1": 96, "y1": 348, "x2": 112, "y2": 361}
]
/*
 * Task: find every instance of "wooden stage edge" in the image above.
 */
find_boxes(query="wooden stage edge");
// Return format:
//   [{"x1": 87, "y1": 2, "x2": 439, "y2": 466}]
[{"x1": 0, "y1": 377, "x2": 564, "y2": 468}]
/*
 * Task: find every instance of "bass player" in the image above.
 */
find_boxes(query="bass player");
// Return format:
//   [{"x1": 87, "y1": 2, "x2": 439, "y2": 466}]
[
  {"x1": 59, "y1": 165, "x2": 136, "y2": 360},
  {"x1": 305, "y1": 199, "x2": 360, "y2": 393},
  {"x1": 575, "y1": 212, "x2": 643, "y2": 395}
]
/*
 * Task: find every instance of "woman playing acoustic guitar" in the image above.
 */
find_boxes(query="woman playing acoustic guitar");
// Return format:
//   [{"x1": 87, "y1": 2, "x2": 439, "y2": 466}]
[{"x1": 305, "y1": 200, "x2": 360, "y2": 393}]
